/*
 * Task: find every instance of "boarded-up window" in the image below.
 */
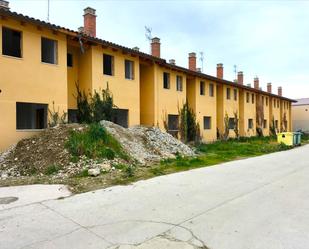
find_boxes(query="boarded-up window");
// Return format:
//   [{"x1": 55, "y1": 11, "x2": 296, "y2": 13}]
[
  {"x1": 16, "y1": 102, "x2": 47, "y2": 129},
  {"x1": 226, "y1": 88, "x2": 231, "y2": 100},
  {"x1": 112, "y1": 109, "x2": 128, "y2": 128},
  {"x1": 2, "y1": 27, "x2": 22, "y2": 58},
  {"x1": 263, "y1": 119, "x2": 267, "y2": 129},
  {"x1": 41, "y1": 37, "x2": 57, "y2": 64},
  {"x1": 163, "y1": 72, "x2": 170, "y2": 89},
  {"x1": 203, "y1": 116, "x2": 211, "y2": 130},
  {"x1": 228, "y1": 118, "x2": 235, "y2": 129},
  {"x1": 200, "y1": 81, "x2": 205, "y2": 95},
  {"x1": 209, "y1": 83, "x2": 214, "y2": 97},
  {"x1": 68, "y1": 109, "x2": 78, "y2": 123},
  {"x1": 248, "y1": 119, "x2": 253, "y2": 129},
  {"x1": 176, "y1": 75, "x2": 183, "y2": 91},
  {"x1": 67, "y1": 53, "x2": 73, "y2": 67},
  {"x1": 125, "y1": 59, "x2": 134, "y2": 79},
  {"x1": 103, "y1": 54, "x2": 114, "y2": 75},
  {"x1": 234, "y1": 89, "x2": 237, "y2": 101},
  {"x1": 168, "y1": 114, "x2": 179, "y2": 131}
]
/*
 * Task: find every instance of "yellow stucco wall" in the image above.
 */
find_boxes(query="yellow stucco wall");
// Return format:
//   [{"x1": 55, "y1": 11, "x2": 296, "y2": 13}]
[
  {"x1": 187, "y1": 77, "x2": 217, "y2": 142},
  {"x1": 0, "y1": 18, "x2": 67, "y2": 152},
  {"x1": 271, "y1": 97, "x2": 281, "y2": 132},
  {"x1": 240, "y1": 90, "x2": 256, "y2": 137},
  {"x1": 91, "y1": 46, "x2": 140, "y2": 126},
  {"x1": 153, "y1": 65, "x2": 187, "y2": 130},
  {"x1": 140, "y1": 63, "x2": 155, "y2": 126},
  {"x1": 261, "y1": 94, "x2": 270, "y2": 136}
]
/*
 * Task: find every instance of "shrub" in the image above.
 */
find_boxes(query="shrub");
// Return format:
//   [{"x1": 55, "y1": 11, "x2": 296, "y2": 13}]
[
  {"x1": 65, "y1": 123, "x2": 127, "y2": 160},
  {"x1": 178, "y1": 102, "x2": 200, "y2": 143},
  {"x1": 45, "y1": 164, "x2": 62, "y2": 175},
  {"x1": 75, "y1": 82, "x2": 114, "y2": 124}
]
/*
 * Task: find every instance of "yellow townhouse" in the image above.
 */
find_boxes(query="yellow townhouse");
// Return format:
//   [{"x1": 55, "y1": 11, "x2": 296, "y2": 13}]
[{"x1": 0, "y1": 1, "x2": 295, "y2": 151}]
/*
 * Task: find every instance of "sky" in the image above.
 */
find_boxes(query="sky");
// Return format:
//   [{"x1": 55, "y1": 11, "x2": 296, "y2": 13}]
[{"x1": 8, "y1": 0, "x2": 309, "y2": 99}]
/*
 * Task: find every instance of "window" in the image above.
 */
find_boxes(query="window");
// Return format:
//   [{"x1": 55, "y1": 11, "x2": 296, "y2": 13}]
[
  {"x1": 41, "y1": 37, "x2": 57, "y2": 64},
  {"x1": 203, "y1": 116, "x2": 211, "y2": 130},
  {"x1": 263, "y1": 119, "x2": 267, "y2": 129},
  {"x1": 67, "y1": 53, "x2": 73, "y2": 67},
  {"x1": 246, "y1": 92, "x2": 250, "y2": 103},
  {"x1": 266, "y1": 97, "x2": 268, "y2": 106},
  {"x1": 200, "y1": 81, "x2": 205, "y2": 95},
  {"x1": 274, "y1": 99, "x2": 276, "y2": 108},
  {"x1": 233, "y1": 89, "x2": 237, "y2": 101},
  {"x1": 112, "y1": 109, "x2": 129, "y2": 128},
  {"x1": 16, "y1": 102, "x2": 47, "y2": 130},
  {"x1": 168, "y1": 114, "x2": 179, "y2": 132},
  {"x1": 226, "y1": 88, "x2": 231, "y2": 100},
  {"x1": 275, "y1": 120, "x2": 278, "y2": 129},
  {"x1": 277, "y1": 100, "x2": 279, "y2": 108},
  {"x1": 2, "y1": 27, "x2": 22, "y2": 58},
  {"x1": 68, "y1": 109, "x2": 78, "y2": 123},
  {"x1": 176, "y1": 75, "x2": 183, "y2": 91},
  {"x1": 228, "y1": 118, "x2": 235, "y2": 129},
  {"x1": 209, "y1": 83, "x2": 214, "y2": 97},
  {"x1": 125, "y1": 59, "x2": 134, "y2": 79},
  {"x1": 163, "y1": 72, "x2": 170, "y2": 89},
  {"x1": 262, "y1": 96, "x2": 264, "y2": 105},
  {"x1": 103, "y1": 54, "x2": 114, "y2": 75},
  {"x1": 252, "y1": 93, "x2": 255, "y2": 104},
  {"x1": 248, "y1": 119, "x2": 253, "y2": 129}
]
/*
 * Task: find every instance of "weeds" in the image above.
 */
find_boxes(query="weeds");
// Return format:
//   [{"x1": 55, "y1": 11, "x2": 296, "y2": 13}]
[
  {"x1": 45, "y1": 164, "x2": 62, "y2": 175},
  {"x1": 65, "y1": 123, "x2": 128, "y2": 161}
]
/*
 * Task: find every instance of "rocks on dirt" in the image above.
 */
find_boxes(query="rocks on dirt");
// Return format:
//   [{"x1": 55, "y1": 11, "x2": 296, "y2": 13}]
[
  {"x1": 101, "y1": 121, "x2": 195, "y2": 165},
  {"x1": 88, "y1": 168, "x2": 101, "y2": 177},
  {"x1": 0, "y1": 121, "x2": 195, "y2": 179}
]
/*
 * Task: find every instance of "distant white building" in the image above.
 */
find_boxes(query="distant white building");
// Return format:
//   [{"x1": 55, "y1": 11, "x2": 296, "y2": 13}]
[{"x1": 292, "y1": 98, "x2": 309, "y2": 133}]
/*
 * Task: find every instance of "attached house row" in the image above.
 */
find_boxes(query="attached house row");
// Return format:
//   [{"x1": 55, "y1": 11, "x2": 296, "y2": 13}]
[{"x1": 0, "y1": 1, "x2": 295, "y2": 152}]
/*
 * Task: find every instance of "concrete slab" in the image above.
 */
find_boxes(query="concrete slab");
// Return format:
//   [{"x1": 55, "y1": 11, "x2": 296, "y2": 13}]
[
  {"x1": 0, "y1": 184, "x2": 71, "y2": 210},
  {"x1": 1, "y1": 145, "x2": 309, "y2": 249}
]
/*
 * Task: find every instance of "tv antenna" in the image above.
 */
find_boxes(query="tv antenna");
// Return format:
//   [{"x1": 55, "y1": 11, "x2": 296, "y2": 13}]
[
  {"x1": 47, "y1": 0, "x2": 50, "y2": 22},
  {"x1": 145, "y1": 26, "x2": 152, "y2": 41},
  {"x1": 199, "y1": 52, "x2": 204, "y2": 72},
  {"x1": 234, "y1": 65, "x2": 237, "y2": 80}
]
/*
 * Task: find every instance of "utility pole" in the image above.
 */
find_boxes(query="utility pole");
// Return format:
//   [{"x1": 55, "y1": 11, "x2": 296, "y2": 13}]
[{"x1": 47, "y1": 0, "x2": 50, "y2": 22}]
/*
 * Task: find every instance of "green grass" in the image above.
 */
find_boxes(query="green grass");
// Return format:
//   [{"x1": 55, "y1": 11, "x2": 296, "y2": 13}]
[
  {"x1": 44, "y1": 164, "x2": 62, "y2": 175},
  {"x1": 65, "y1": 123, "x2": 129, "y2": 161},
  {"x1": 157, "y1": 136, "x2": 291, "y2": 173}
]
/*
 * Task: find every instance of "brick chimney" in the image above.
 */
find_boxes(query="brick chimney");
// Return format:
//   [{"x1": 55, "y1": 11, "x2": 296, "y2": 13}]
[
  {"x1": 278, "y1": 86, "x2": 282, "y2": 96},
  {"x1": 188, "y1": 52, "x2": 196, "y2": 71},
  {"x1": 217, "y1": 63, "x2": 223, "y2": 79},
  {"x1": 237, "y1": 71, "x2": 243, "y2": 85},
  {"x1": 267, "y1": 83, "x2": 272, "y2": 93},
  {"x1": 254, "y1": 77, "x2": 259, "y2": 89},
  {"x1": 83, "y1": 7, "x2": 96, "y2": 37},
  {"x1": 0, "y1": 0, "x2": 10, "y2": 10},
  {"x1": 151, "y1": 37, "x2": 160, "y2": 57}
]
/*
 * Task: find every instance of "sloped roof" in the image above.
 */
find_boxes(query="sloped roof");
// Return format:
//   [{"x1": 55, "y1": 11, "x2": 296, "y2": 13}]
[
  {"x1": 0, "y1": 8, "x2": 296, "y2": 102},
  {"x1": 292, "y1": 98, "x2": 309, "y2": 106}
]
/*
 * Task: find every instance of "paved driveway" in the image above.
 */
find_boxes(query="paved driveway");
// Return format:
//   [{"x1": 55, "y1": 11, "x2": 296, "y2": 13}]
[{"x1": 1, "y1": 145, "x2": 309, "y2": 249}]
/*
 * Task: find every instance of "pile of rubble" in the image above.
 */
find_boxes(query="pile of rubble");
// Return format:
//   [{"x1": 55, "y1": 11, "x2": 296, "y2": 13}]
[
  {"x1": 0, "y1": 121, "x2": 195, "y2": 179},
  {"x1": 101, "y1": 121, "x2": 195, "y2": 164}
]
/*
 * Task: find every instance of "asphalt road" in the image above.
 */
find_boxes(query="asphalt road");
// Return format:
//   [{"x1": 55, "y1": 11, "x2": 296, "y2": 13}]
[{"x1": 1, "y1": 145, "x2": 309, "y2": 249}]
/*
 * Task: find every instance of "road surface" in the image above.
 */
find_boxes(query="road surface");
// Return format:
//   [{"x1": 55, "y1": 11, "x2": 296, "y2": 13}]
[{"x1": 1, "y1": 145, "x2": 309, "y2": 249}]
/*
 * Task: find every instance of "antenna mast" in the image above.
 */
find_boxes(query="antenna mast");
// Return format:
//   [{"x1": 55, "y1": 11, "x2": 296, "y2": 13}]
[
  {"x1": 199, "y1": 52, "x2": 204, "y2": 72},
  {"x1": 47, "y1": 0, "x2": 50, "y2": 22},
  {"x1": 145, "y1": 26, "x2": 152, "y2": 53},
  {"x1": 234, "y1": 65, "x2": 237, "y2": 80}
]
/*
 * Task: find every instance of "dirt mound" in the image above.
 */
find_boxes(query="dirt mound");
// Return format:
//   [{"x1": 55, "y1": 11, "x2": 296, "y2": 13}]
[
  {"x1": 101, "y1": 121, "x2": 195, "y2": 164},
  {"x1": 0, "y1": 122, "x2": 195, "y2": 178},
  {"x1": 0, "y1": 124, "x2": 83, "y2": 177}
]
